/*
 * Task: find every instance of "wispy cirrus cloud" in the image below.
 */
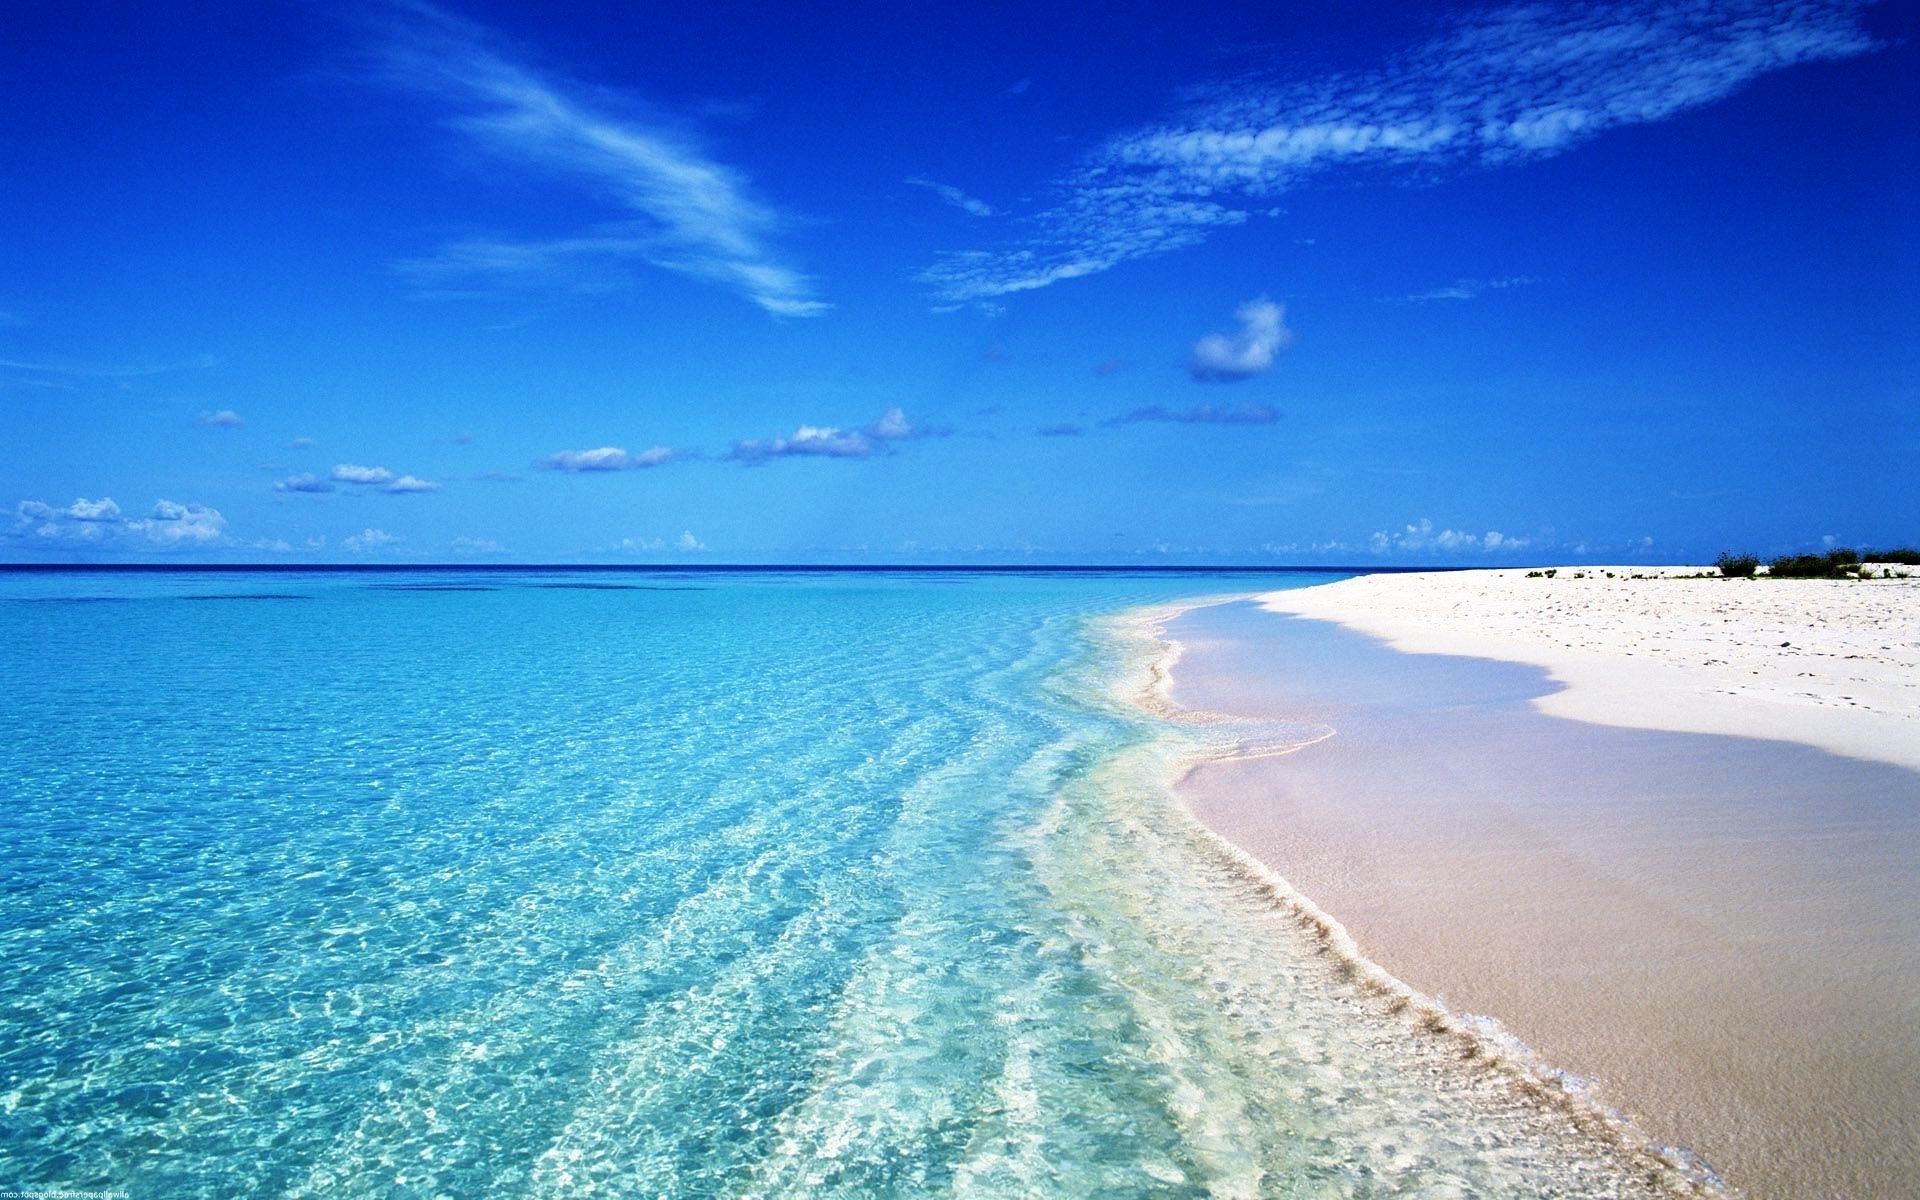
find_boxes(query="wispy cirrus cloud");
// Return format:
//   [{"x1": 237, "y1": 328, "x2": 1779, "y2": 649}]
[
  {"x1": 1402, "y1": 275, "x2": 1538, "y2": 303},
  {"x1": 924, "y1": 0, "x2": 1877, "y2": 301},
  {"x1": 373, "y1": 3, "x2": 826, "y2": 317},
  {"x1": 907, "y1": 177, "x2": 996, "y2": 218},
  {"x1": 542, "y1": 445, "x2": 676, "y2": 472},
  {"x1": 1105, "y1": 402, "x2": 1279, "y2": 427},
  {"x1": 0, "y1": 353, "x2": 217, "y2": 385}
]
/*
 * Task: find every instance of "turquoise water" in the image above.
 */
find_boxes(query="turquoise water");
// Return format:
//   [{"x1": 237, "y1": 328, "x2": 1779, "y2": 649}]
[{"x1": 0, "y1": 569, "x2": 1689, "y2": 1198}]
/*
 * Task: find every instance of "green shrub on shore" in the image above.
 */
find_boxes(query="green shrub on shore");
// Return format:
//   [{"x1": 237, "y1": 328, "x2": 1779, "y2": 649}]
[
  {"x1": 1768, "y1": 553, "x2": 1849, "y2": 578},
  {"x1": 1706, "y1": 545, "x2": 1917, "y2": 578},
  {"x1": 1764, "y1": 548, "x2": 1908, "y2": 578}
]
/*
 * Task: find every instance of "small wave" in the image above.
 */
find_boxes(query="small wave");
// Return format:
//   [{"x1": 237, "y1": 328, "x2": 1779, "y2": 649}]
[{"x1": 1101, "y1": 597, "x2": 1730, "y2": 1199}]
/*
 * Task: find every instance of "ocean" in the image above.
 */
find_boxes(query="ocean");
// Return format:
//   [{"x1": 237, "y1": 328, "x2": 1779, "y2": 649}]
[{"x1": 0, "y1": 568, "x2": 1694, "y2": 1197}]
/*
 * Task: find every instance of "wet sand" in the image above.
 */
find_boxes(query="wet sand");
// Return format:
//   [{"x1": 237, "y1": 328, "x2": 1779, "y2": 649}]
[{"x1": 1168, "y1": 601, "x2": 1920, "y2": 1200}]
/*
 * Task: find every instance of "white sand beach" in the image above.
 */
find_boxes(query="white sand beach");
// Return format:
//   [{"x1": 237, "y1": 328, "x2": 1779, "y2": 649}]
[
  {"x1": 1163, "y1": 569, "x2": 1920, "y2": 1200},
  {"x1": 1256, "y1": 566, "x2": 1920, "y2": 770}
]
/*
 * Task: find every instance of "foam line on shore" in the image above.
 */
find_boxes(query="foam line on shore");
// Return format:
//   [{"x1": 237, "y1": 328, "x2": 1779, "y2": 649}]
[{"x1": 1103, "y1": 597, "x2": 1730, "y2": 1199}]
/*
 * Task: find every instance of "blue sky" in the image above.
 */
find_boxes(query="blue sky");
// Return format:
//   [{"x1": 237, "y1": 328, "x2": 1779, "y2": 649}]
[{"x1": 3, "y1": 0, "x2": 1914, "y2": 564}]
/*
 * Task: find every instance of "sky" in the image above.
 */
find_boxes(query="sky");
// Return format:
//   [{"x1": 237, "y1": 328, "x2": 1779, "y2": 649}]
[{"x1": 3, "y1": 0, "x2": 1915, "y2": 565}]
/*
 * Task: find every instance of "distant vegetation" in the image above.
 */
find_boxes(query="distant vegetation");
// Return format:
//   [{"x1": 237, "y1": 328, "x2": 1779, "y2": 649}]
[{"x1": 1712, "y1": 546, "x2": 1920, "y2": 578}]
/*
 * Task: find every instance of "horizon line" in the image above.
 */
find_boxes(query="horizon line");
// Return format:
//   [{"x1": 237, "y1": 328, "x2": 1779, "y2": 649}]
[{"x1": 0, "y1": 561, "x2": 1460, "y2": 574}]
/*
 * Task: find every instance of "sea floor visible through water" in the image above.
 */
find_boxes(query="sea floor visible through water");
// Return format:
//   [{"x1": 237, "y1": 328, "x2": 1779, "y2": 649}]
[{"x1": 3, "y1": 568, "x2": 1714, "y2": 1197}]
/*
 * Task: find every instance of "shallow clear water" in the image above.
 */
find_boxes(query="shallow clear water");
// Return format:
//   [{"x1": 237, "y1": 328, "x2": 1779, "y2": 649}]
[{"x1": 0, "y1": 569, "x2": 1688, "y2": 1197}]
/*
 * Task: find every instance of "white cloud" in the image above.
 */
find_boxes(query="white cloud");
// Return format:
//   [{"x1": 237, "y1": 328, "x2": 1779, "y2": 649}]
[
  {"x1": 729, "y1": 409, "x2": 923, "y2": 464},
  {"x1": 10, "y1": 496, "x2": 227, "y2": 548},
  {"x1": 1403, "y1": 275, "x2": 1538, "y2": 303},
  {"x1": 867, "y1": 407, "x2": 913, "y2": 441},
  {"x1": 907, "y1": 177, "x2": 996, "y2": 217},
  {"x1": 924, "y1": 0, "x2": 1877, "y2": 300},
  {"x1": 450, "y1": 536, "x2": 504, "y2": 554},
  {"x1": 542, "y1": 445, "x2": 676, "y2": 471},
  {"x1": 344, "y1": 528, "x2": 401, "y2": 551},
  {"x1": 1370, "y1": 518, "x2": 1527, "y2": 555},
  {"x1": 197, "y1": 409, "x2": 244, "y2": 427},
  {"x1": 384, "y1": 475, "x2": 440, "y2": 493},
  {"x1": 378, "y1": 4, "x2": 825, "y2": 317},
  {"x1": 64, "y1": 497, "x2": 123, "y2": 521},
  {"x1": 619, "y1": 530, "x2": 706, "y2": 553},
  {"x1": 290, "y1": 436, "x2": 317, "y2": 449},
  {"x1": 331, "y1": 464, "x2": 394, "y2": 485},
  {"x1": 131, "y1": 502, "x2": 226, "y2": 544},
  {"x1": 1106, "y1": 402, "x2": 1278, "y2": 426},
  {"x1": 276, "y1": 473, "x2": 335, "y2": 493},
  {"x1": 1190, "y1": 298, "x2": 1292, "y2": 381},
  {"x1": 731, "y1": 424, "x2": 871, "y2": 462}
]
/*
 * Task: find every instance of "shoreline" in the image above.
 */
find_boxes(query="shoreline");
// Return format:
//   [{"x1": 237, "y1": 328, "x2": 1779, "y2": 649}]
[
  {"x1": 1105, "y1": 598, "x2": 1727, "y2": 1198},
  {"x1": 1253, "y1": 566, "x2": 1920, "y2": 772},
  {"x1": 1132, "y1": 577, "x2": 1920, "y2": 1200}
]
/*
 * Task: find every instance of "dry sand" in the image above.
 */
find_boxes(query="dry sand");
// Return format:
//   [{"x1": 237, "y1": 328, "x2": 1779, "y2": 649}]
[
  {"x1": 1163, "y1": 570, "x2": 1920, "y2": 1200},
  {"x1": 1255, "y1": 566, "x2": 1920, "y2": 771}
]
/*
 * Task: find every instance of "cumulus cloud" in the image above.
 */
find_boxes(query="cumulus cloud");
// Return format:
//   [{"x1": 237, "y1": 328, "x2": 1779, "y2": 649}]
[
  {"x1": 376, "y1": 4, "x2": 826, "y2": 317},
  {"x1": 617, "y1": 530, "x2": 706, "y2": 553},
  {"x1": 867, "y1": 407, "x2": 914, "y2": 441},
  {"x1": 1190, "y1": 298, "x2": 1292, "y2": 381},
  {"x1": 197, "y1": 409, "x2": 244, "y2": 427},
  {"x1": 1106, "y1": 402, "x2": 1278, "y2": 427},
  {"x1": 135, "y1": 501, "x2": 227, "y2": 544},
  {"x1": 10, "y1": 496, "x2": 226, "y2": 548},
  {"x1": 907, "y1": 177, "x2": 996, "y2": 217},
  {"x1": 331, "y1": 464, "x2": 395, "y2": 485},
  {"x1": 384, "y1": 475, "x2": 440, "y2": 493},
  {"x1": 923, "y1": 0, "x2": 1877, "y2": 301},
  {"x1": 344, "y1": 528, "x2": 401, "y2": 551},
  {"x1": 542, "y1": 445, "x2": 676, "y2": 472},
  {"x1": 728, "y1": 409, "x2": 924, "y2": 464},
  {"x1": 276, "y1": 473, "x2": 335, "y2": 493},
  {"x1": 63, "y1": 497, "x2": 123, "y2": 521},
  {"x1": 1369, "y1": 518, "x2": 1527, "y2": 555}
]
